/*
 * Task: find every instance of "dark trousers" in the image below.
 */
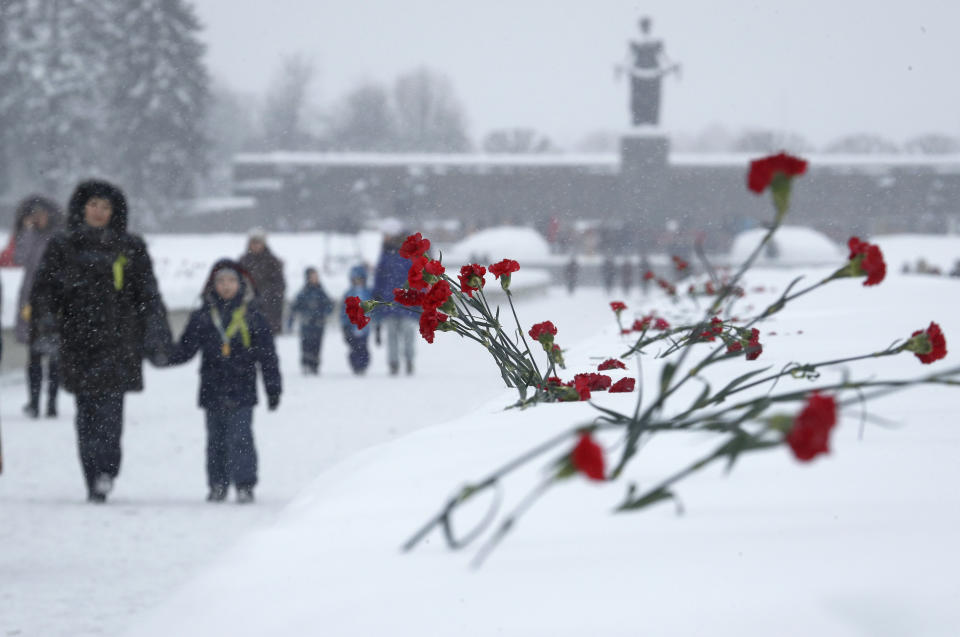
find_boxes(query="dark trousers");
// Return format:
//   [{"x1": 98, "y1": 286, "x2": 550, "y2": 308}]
[
  {"x1": 344, "y1": 332, "x2": 370, "y2": 373},
  {"x1": 75, "y1": 393, "x2": 124, "y2": 493},
  {"x1": 300, "y1": 326, "x2": 324, "y2": 371},
  {"x1": 205, "y1": 408, "x2": 257, "y2": 489},
  {"x1": 27, "y1": 348, "x2": 59, "y2": 410}
]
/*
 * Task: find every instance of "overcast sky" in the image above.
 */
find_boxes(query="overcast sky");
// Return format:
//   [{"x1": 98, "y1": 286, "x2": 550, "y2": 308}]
[{"x1": 193, "y1": 0, "x2": 960, "y2": 147}]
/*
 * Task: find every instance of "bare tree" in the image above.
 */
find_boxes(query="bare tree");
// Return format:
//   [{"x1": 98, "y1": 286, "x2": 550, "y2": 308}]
[
  {"x1": 393, "y1": 67, "x2": 470, "y2": 152},
  {"x1": 262, "y1": 54, "x2": 315, "y2": 150},
  {"x1": 902, "y1": 133, "x2": 960, "y2": 155},
  {"x1": 733, "y1": 128, "x2": 812, "y2": 154},
  {"x1": 823, "y1": 133, "x2": 900, "y2": 154},
  {"x1": 482, "y1": 128, "x2": 557, "y2": 154},
  {"x1": 325, "y1": 81, "x2": 397, "y2": 151}
]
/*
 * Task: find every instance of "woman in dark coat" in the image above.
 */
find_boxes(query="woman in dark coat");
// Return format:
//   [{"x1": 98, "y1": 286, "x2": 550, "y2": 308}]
[
  {"x1": 167, "y1": 259, "x2": 282, "y2": 503},
  {"x1": 30, "y1": 180, "x2": 171, "y2": 502},
  {"x1": 14, "y1": 195, "x2": 64, "y2": 417},
  {"x1": 239, "y1": 229, "x2": 286, "y2": 335}
]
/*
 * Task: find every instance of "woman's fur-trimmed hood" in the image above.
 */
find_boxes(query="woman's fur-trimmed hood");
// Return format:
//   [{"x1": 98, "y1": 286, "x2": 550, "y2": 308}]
[{"x1": 67, "y1": 179, "x2": 128, "y2": 233}]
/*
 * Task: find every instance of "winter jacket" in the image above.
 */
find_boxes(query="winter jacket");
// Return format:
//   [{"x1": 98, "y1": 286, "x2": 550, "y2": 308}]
[
  {"x1": 290, "y1": 283, "x2": 334, "y2": 331},
  {"x1": 30, "y1": 180, "x2": 171, "y2": 395},
  {"x1": 16, "y1": 227, "x2": 58, "y2": 343},
  {"x1": 239, "y1": 248, "x2": 286, "y2": 334},
  {"x1": 169, "y1": 259, "x2": 282, "y2": 410},
  {"x1": 371, "y1": 248, "x2": 415, "y2": 320}
]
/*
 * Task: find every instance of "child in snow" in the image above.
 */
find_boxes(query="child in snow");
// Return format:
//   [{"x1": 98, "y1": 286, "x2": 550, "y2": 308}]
[
  {"x1": 288, "y1": 267, "x2": 334, "y2": 375},
  {"x1": 167, "y1": 259, "x2": 282, "y2": 503},
  {"x1": 341, "y1": 264, "x2": 372, "y2": 375}
]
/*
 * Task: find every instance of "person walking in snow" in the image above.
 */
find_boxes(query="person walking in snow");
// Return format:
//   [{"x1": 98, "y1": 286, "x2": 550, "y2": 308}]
[
  {"x1": 14, "y1": 195, "x2": 64, "y2": 418},
  {"x1": 372, "y1": 232, "x2": 417, "y2": 375},
  {"x1": 340, "y1": 264, "x2": 372, "y2": 375},
  {"x1": 30, "y1": 180, "x2": 171, "y2": 503},
  {"x1": 288, "y1": 266, "x2": 334, "y2": 375},
  {"x1": 239, "y1": 228, "x2": 286, "y2": 335},
  {"x1": 165, "y1": 259, "x2": 282, "y2": 504}
]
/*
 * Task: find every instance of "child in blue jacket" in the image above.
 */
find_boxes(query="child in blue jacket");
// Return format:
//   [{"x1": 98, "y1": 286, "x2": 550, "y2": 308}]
[
  {"x1": 340, "y1": 264, "x2": 372, "y2": 375},
  {"x1": 168, "y1": 259, "x2": 282, "y2": 503},
  {"x1": 289, "y1": 267, "x2": 334, "y2": 375}
]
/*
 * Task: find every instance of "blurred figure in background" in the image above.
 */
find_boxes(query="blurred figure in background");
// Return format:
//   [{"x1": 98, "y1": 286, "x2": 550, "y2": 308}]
[
  {"x1": 0, "y1": 197, "x2": 38, "y2": 266},
  {"x1": 288, "y1": 267, "x2": 334, "y2": 375},
  {"x1": 14, "y1": 195, "x2": 64, "y2": 417},
  {"x1": 341, "y1": 264, "x2": 372, "y2": 375},
  {"x1": 565, "y1": 255, "x2": 579, "y2": 295},
  {"x1": 602, "y1": 255, "x2": 616, "y2": 295},
  {"x1": 621, "y1": 258, "x2": 634, "y2": 295},
  {"x1": 372, "y1": 228, "x2": 417, "y2": 376},
  {"x1": 239, "y1": 228, "x2": 286, "y2": 335}
]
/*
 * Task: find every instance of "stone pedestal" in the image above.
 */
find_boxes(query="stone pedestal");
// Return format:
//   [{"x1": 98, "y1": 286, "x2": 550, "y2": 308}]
[{"x1": 619, "y1": 130, "x2": 671, "y2": 251}]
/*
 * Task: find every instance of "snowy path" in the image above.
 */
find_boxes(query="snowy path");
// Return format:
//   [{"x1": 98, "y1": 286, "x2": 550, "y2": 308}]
[{"x1": 0, "y1": 287, "x2": 608, "y2": 637}]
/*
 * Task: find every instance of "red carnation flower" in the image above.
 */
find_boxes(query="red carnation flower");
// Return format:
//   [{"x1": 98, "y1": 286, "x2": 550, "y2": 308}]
[
  {"x1": 345, "y1": 296, "x2": 370, "y2": 330},
  {"x1": 573, "y1": 373, "x2": 612, "y2": 392},
  {"x1": 609, "y1": 377, "x2": 635, "y2": 393},
  {"x1": 786, "y1": 393, "x2": 837, "y2": 462},
  {"x1": 424, "y1": 259, "x2": 445, "y2": 278},
  {"x1": 654, "y1": 317, "x2": 670, "y2": 331},
  {"x1": 908, "y1": 322, "x2": 948, "y2": 364},
  {"x1": 407, "y1": 255, "x2": 429, "y2": 290},
  {"x1": 632, "y1": 317, "x2": 651, "y2": 332},
  {"x1": 398, "y1": 232, "x2": 430, "y2": 259},
  {"x1": 846, "y1": 237, "x2": 886, "y2": 286},
  {"x1": 747, "y1": 152, "x2": 808, "y2": 194},
  {"x1": 672, "y1": 255, "x2": 688, "y2": 271},
  {"x1": 457, "y1": 264, "x2": 486, "y2": 296},
  {"x1": 727, "y1": 341, "x2": 743, "y2": 354},
  {"x1": 570, "y1": 433, "x2": 605, "y2": 481},
  {"x1": 488, "y1": 259, "x2": 520, "y2": 279},
  {"x1": 598, "y1": 358, "x2": 626, "y2": 371},
  {"x1": 643, "y1": 270, "x2": 655, "y2": 281},
  {"x1": 745, "y1": 328, "x2": 763, "y2": 360},
  {"x1": 610, "y1": 301, "x2": 627, "y2": 313},
  {"x1": 529, "y1": 320, "x2": 558, "y2": 343},
  {"x1": 393, "y1": 288, "x2": 425, "y2": 307},
  {"x1": 418, "y1": 308, "x2": 447, "y2": 344},
  {"x1": 421, "y1": 279, "x2": 452, "y2": 311}
]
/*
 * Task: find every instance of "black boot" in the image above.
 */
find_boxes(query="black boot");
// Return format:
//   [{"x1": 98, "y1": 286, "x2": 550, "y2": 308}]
[
  {"x1": 46, "y1": 396, "x2": 57, "y2": 418},
  {"x1": 23, "y1": 402, "x2": 39, "y2": 418},
  {"x1": 389, "y1": 362, "x2": 399, "y2": 376}
]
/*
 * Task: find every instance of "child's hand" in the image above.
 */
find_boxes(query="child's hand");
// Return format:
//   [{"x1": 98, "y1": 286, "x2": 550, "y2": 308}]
[{"x1": 267, "y1": 394, "x2": 280, "y2": 411}]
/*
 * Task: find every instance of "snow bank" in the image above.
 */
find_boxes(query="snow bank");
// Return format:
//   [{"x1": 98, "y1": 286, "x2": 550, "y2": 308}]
[
  {"x1": 130, "y1": 265, "x2": 960, "y2": 637},
  {"x1": 443, "y1": 226, "x2": 552, "y2": 265},
  {"x1": 728, "y1": 225, "x2": 844, "y2": 266}
]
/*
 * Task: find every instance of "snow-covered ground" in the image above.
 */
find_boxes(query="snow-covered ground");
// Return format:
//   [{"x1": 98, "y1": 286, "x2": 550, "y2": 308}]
[{"x1": 2, "y1": 232, "x2": 959, "y2": 636}]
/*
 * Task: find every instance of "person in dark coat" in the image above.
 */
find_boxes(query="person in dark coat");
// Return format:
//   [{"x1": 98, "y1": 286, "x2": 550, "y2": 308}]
[
  {"x1": 621, "y1": 258, "x2": 634, "y2": 295},
  {"x1": 340, "y1": 264, "x2": 372, "y2": 375},
  {"x1": 15, "y1": 195, "x2": 64, "y2": 418},
  {"x1": 564, "y1": 255, "x2": 579, "y2": 295},
  {"x1": 239, "y1": 229, "x2": 286, "y2": 335},
  {"x1": 371, "y1": 233, "x2": 417, "y2": 375},
  {"x1": 166, "y1": 259, "x2": 282, "y2": 504},
  {"x1": 288, "y1": 266, "x2": 334, "y2": 374},
  {"x1": 602, "y1": 256, "x2": 616, "y2": 295},
  {"x1": 30, "y1": 180, "x2": 172, "y2": 502}
]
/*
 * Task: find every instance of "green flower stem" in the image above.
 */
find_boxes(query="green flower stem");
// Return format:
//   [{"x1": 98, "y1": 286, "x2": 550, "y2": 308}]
[
  {"x1": 505, "y1": 289, "x2": 543, "y2": 380},
  {"x1": 471, "y1": 474, "x2": 555, "y2": 568},
  {"x1": 401, "y1": 424, "x2": 594, "y2": 553}
]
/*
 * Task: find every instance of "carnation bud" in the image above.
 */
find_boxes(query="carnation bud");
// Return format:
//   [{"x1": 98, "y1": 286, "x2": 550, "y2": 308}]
[
  {"x1": 468, "y1": 274, "x2": 483, "y2": 290},
  {"x1": 499, "y1": 273, "x2": 511, "y2": 290},
  {"x1": 903, "y1": 332, "x2": 933, "y2": 356}
]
